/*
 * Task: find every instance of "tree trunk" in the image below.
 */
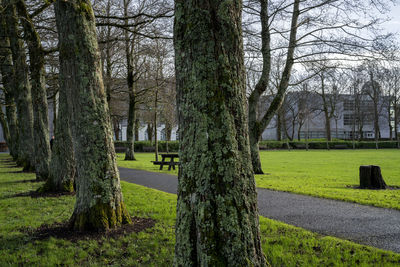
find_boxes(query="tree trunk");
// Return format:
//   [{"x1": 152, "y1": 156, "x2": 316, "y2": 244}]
[
  {"x1": 276, "y1": 111, "x2": 282, "y2": 141},
  {"x1": 395, "y1": 101, "x2": 399, "y2": 149},
  {"x1": 135, "y1": 118, "x2": 139, "y2": 141},
  {"x1": 147, "y1": 123, "x2": 153, "y2": 144},
  {"x1": 124, "y1": 0, "x2": 136, "y2": 161},
  {"x1": 113, "y1": 119, "x2": 120, "y2": 140},
  {"x1": 125, "y1": 93, "x2": 136, "y2": 160},
  {"x1": 154, "y1": 90, "x2": 159, "y2": 161},
  {"x1": 249, "y1": 130, "x2": 264, "y2": 174},
  {"x1": 52, "y1": 92, "x2": 57, "y2": 135},
  {"x1": 4, "y1": 0, "x2": 35, "y2": 171},
  {"x1": 0, "y1": 13, "x2": 19, "y2": 159},
  {"x1": 359, "y1": 165, "x2": 386, "y2": 189},
  {"x1": 54, "y1": 0, "x2": 131, "y2": 231},
  {"x1": 320, "y1": 74, "x2": 332, "y2": 142},
  {"x1": 5, "y1": 93, "x2": 19, "y2": 159},
  {"x1": 41, "y1": 87, "x2": 75, "y2": 193},
  {"x1": 174, "y1": 1, "x2": 266, "y2": 265},
  {"x1": 0, "y1": 105, "x2": 10, "y2": 145},
  {"x1": 16, "y1": 0, "x2": 51, "y2": 181}
]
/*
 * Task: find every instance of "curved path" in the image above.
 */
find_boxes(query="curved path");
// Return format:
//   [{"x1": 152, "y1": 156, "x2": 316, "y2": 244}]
[{"x1": 119, "y1": 167, "x2": 400, "y2": 253}]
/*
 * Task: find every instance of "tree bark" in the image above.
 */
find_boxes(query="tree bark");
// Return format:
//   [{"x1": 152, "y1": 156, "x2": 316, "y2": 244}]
[
  {"x1": 276, "y1": 110, "x2": 282, "y2": 141},
  {"x1": 16, "y1": 0, "x2": 51, "y2": 181},
  {"x1": 0, "y1": 105, "x2": 10, "y2": 145},
  {"x1": 4, "y1": 0, "x2": 35, "y2": 171},
  {"x1": 0, "y1": 12, "x2": 19, "y2": 159},
  {"x1": 54, "y1": 0, "x2": 131, "y2": 231},
  {"x1": 42, "y1": 88, "x2": 75, "y2": 193},
  {"x1": 4, "y1": 93, "x2": 19, "y2": 159},
  {"x1": 174, "y1": 1, "x2": 266, "y2": 265}
]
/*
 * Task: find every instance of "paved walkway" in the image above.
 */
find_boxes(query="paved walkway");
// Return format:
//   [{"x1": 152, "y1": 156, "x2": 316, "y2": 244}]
[{"x1": 119, "y1": 167, "x2": 400, "y2": 253}]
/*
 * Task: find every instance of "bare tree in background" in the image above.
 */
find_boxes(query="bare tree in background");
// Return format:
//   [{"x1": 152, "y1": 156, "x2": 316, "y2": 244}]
[{"x1": 243, "y1": 0, "x2": 397, "y2": 173}]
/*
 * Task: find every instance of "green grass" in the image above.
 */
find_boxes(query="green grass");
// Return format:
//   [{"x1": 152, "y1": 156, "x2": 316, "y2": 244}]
[
  {"x1": 117, "y1": 150, "x2": 400, "y2": 210},
  {"x1": 2, "y1": 153, "x2": 400, "y2": 266},
  {"x1": 256, "y1": 149, "x2": 400, "y2": 210}
]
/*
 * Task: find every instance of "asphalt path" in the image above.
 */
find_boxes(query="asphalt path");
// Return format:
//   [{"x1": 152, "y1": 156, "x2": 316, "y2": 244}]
[{"x1": 118, "y1": 167, "x2": 400, "y2": 253}]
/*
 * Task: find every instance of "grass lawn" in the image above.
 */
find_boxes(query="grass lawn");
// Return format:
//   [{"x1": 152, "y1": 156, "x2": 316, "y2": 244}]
[
  {"x1": 117, "y1": 149, "x2": 400, "y2": 210},
  {"x1": 2, "y1": 154, "x2": 400, "y2": 266}
]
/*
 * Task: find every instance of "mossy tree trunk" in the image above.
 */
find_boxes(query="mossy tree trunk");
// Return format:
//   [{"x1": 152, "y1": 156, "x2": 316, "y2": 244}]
[
  {"x1": 0, "y1": 11, "x2": 19, "y2": 159},
  {"x1": 42, "y1": 88, "x2": 75, "y2": 193},
  {"x1": 174, "y1": 1, "x2": 266, "y2": 265},
  {"x1": 16, "y1": 0, "x2": 51, "y2": 181},
  {"x1": 4, "y1": 0, "x2": 35, "y2": 171},
  {"x1": 54, "y1": 0, "x2": 131, "y2": 231}
]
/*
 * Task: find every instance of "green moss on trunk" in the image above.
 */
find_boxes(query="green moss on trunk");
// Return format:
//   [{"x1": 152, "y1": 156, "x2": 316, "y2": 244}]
[
  {"x1": 54, "y1": 0, "x2": 131, "y2": 232},
  {"x1": 174, "y1": 1, "x2": 266, "y2": 265},
  {"x1": 70, "y1": 201, "x2": 131, "y2": 231}
]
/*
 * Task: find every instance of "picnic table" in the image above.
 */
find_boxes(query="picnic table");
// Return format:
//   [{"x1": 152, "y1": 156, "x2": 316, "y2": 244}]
[{"x1": 152, "y1": 153, "x2": 179, "y2": 171}]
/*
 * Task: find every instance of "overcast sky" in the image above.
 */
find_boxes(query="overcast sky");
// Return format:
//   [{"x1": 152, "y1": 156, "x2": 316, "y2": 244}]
[{"x1": 382, "y1": 4, "x2": 400, "y2": 39}]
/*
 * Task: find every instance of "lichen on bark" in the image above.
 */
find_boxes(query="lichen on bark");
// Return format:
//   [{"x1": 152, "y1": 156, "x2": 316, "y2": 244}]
[
  {"x1": 54, "y1": 0, "x2": 131, "y2": 231},
  {"x1": 174, "y1": 1, "x2": 266, "y2": 265},
  {"x1": 42, "y1": 88, "x2": 75, "y2": 193}
]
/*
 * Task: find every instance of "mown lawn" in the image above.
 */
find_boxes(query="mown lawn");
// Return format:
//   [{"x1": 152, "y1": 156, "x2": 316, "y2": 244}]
[
  {"x1": 117, "y1": 149, "x2": 400, "y2": 210},
  {"x1": 2, "y1": 153, "x2": 400, "y2": 266}
]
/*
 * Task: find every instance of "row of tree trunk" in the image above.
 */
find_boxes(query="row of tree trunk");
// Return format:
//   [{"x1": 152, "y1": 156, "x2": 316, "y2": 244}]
[{"x1": 0, "y1": 0, "x2": 131, "y2": 232}]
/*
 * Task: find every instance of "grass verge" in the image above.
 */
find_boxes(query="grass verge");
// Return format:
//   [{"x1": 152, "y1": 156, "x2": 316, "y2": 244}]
[
  {"x1": 2, "y1": 154, "x2": 400, "y2": 266},
  {"x1": 117, "y1": 150, "x2": 400, "y2": 210}
]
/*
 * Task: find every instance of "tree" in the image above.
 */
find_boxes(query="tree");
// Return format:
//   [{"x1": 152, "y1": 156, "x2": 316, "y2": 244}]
[
  {"x1": 174, "y1": 1, "x2": 266, "y2": 265},
  {"x1": 54, "y1": 0, "x2": 131, "y2": 231},
  {"x1": 246, "y1": 0, "x2": 300, "y2": 174},
  {"x1": 16, "y1": 0, "x2": 51, "y2": 181},
  {"x1": 244, "y1": 0, "x2": 396, "y2": 173},
  {"x1": 4, "y1": 0, "x2": 35, "y2": 171},
  {"x1": 0, "y1": 7, "x2": 19, "y2": 160}
]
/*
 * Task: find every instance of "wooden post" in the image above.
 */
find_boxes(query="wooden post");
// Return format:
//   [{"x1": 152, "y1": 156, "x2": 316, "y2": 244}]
[{"x1": 359, "y1": 165, "x2": 386, "y2": 189}]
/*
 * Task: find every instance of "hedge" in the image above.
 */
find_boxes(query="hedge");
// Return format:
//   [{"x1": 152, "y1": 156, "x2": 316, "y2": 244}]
[
  {"x1": 259, "y1": 140, "x2": 400, "y2": 150},
  {"x1": 114, "y1": 140, "x2": 399, "y2": 152}
]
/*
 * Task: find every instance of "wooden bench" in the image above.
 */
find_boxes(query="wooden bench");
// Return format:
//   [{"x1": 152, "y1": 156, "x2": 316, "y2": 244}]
[
  {"x1": 152, "y1": 160, "x2": 180, "y2": 170},
  {"x1": 152, "y1": 153, "x2": 179, "y2": 170},
  {"x1": 334, "y1": 144, "x2": 347, "y2": 149}
]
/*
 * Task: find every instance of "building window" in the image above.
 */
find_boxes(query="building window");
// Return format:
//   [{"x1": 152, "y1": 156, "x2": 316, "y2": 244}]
[
  {"x1": 343, "y1": 114, "x2": 354, "y2": 126},
  {"x1": 343, "y1": 100, "x2": 354, "y2": 111}
]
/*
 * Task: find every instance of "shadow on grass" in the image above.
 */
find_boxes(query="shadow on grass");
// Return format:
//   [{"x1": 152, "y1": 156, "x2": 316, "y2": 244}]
[
  {"x1": 0, "y1": 190, "x2": 75, "y2": 200},
  {"x1": 17, "y1": 217, "x2": 156, "y2": 243},
  {"x1": 0, "y1": 179, "x2": 39, "y2": 185},
  {"x1": 345, "y1": 185, "x2": 400, "y2": 190}
]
